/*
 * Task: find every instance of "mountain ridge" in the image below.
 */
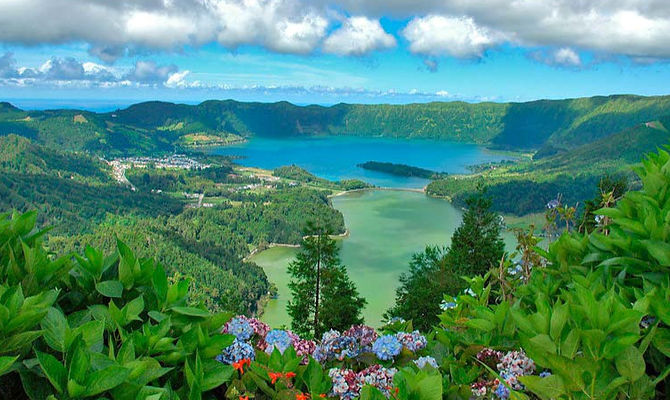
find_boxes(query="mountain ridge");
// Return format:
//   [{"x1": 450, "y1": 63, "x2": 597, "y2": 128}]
[{"x1": 2, "y1": 94, "x2": 670, "y2": 156}]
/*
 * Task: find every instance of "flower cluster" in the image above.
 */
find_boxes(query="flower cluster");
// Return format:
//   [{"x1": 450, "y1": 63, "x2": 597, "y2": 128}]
[
  {"x1": 217, "y1": 339, "x2": 255, "y2": 364},
  {"x1": 413, "y1": 356, "x2": 438, "y2": 369},
  {"x1": 265, "y1": 329, "x2": 292, "y2": 354},
  {"x1": 396, "y1": 330, "x2": 427, "y2": 352},
  {"x1": 471, "y1": 349, "x2": 539, "y2": 399},
  {"x1": 224, "y1": 316, "x2": 254, "y2": 341},
  {"x1": 372, "y1": 334, "x2": 402, "y2": 361},
  {"x1": 288, "y1": 331, "x2": 316, "y2": 361},
  {"x1": 440, "y1": 298, "x2": 457, "y2": 310},
  {"x1": 313, "y1": 330, "x2": 360, "y2": 362},
  {"x1": 343, "y1": 325, "x2": 378, "y2": 351},
  {"x1": 329, "y1": 365, "x2": 397, "y2": 399}
]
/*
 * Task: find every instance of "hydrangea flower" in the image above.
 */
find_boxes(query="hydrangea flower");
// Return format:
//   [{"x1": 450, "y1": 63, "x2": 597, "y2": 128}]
[
  {"x1": 356, "y1": 365, "x2": 397, "y2": 398},
  {"x1": 396, "y1": 331, "x2": 427, "y2": 352},
  {"x1": 440, "y1": 298, "x2": 457, "y2": 310},
  {"x1": 497, "y1": 350, "x2": 535, "y2": 381},
  {"x1": 414, "y1": 356, "x2": 438, "y2": 369},
  {"x1": 223, "y1": 316, "x2": 254, "y2": 341},
  {"x1": 539, "y1": 371, "x2": 552, "y2": 378},
  {"x1": 287, "y1": 330, "x2": 316, "y2": 362},
  {"x1": 343, "y1": 325, "x2": 378, "y2": 351},
  {"x1": 265, "y1": 329, "x2": 292, "y2": 354},
  {"x1": 471, "y1": 381, "x2": 489, "y2": 398},
  {"x1": 248, "y1": 317, "x2": 271, "y2": 337},
  {"x1": 217, "y1": 339, "x2": 255, "y2": 364},
  {"x1": 494, "y1": 381, "x2": 510, "y2": 399},
  {"x1": 313, "y1": 330, "x2": 360, "y2": 362},
  {"x1": 372, "y1": 334, "x2": 402, "y2": 361},
  {"x1": 329, "y1": 368, "x2": 360, "y2": 400}
]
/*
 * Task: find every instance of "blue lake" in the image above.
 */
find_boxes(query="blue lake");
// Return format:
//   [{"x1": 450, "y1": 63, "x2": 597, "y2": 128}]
[{"x1": 210, "y1": 136, "x2": 509, "y2": 188}]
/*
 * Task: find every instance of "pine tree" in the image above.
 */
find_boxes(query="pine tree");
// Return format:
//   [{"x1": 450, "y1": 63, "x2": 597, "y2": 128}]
[
  {"x1": 385, "y1": 185, "x2": 504, "y2": 330},
  {"x1": 446, "y1": 185, "x2": 505, "y2": 278},
  {"x1": 286, "y1": 222, "x2": 366, "y2": 338}
]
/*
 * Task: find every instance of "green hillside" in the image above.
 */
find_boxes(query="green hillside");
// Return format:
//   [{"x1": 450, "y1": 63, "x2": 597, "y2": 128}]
[
  {"x1": 3, "y1": 94, "x2": 670, "y2": 155},
  {"x1": 427, "y1": 117, "x2": 670, "y2": 215}
]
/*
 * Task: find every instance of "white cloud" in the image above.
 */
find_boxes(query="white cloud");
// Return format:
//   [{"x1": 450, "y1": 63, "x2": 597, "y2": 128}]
[
  {"x1": 211, "y1": 0, "x2": 328, "y2": 54},
  {"x1": 166, "y1": 70, "x2": 191, "y2": 87},
  {"x1": 1, "y1": 0, "x2": 670, "y2": 63},
  {"x1": 403, "y1": 15, "x2": 504, "y2": 58},
  {"x1": 553, "y1": 48, "x2": 581, "y2": 67},
  {"x1": 323, "y1": 16, "x2": 396, "y2": 56}
]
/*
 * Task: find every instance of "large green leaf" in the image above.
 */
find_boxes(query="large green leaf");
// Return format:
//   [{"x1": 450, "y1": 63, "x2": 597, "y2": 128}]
[
  {"x1": 0, "y1": 355, "x2": 18, "y2": 377},
  {"x1": 519, "y1": 375, "x2": 566, "y2": 400},
  {"x1": 37, "y1": 351, "x2": 67, "y2": 394},
  {"x1": 84, "y1": 365, "x2": 131, "y2": 396},
  {"x1": 41, "y1": 307, "x2": 68, "y2": 352},
  {"x1": 615, "y1": 346, "x2": 645, "y2": 382},
  {"x1": 96, "y1": 280, "x2": 124, "y2": 298}
]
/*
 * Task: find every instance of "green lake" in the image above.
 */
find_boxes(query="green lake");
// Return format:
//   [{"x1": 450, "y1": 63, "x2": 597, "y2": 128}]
[{"x1": 252, "y1": 189, "x2": 516, "y2": 328}]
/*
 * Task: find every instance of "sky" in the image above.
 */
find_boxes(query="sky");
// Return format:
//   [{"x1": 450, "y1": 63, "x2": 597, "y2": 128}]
[{"x1": 1, "y1": 0, "x2": 670, "y2": 109}]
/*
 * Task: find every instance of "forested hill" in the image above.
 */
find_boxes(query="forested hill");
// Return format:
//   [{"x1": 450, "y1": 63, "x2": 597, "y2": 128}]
[{"x1": 2, "y1": 94, "x2": 670, "y2": 155}]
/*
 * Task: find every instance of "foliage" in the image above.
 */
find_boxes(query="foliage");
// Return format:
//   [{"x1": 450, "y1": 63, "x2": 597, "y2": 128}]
[
  {"x1": 387, "y1": 188, "x2": 504, "y2": 331},
  {"x1": 427, "y1": 147, "x2": 670, "y2": 399},
  {"x1": 287, "y1": 224, "x2": 366, "y2": 338},
  {"x1": 0, "y1": 210, "x2": 236, "y2": 399},
  {"x1": 357, "y1": 161, "x2": 447, "y2": 180}
]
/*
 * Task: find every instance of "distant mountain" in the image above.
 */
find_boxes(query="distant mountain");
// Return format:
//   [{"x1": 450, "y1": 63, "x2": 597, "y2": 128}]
[
  {"x1": 427, "y1": 117, "x2": 670, "y2": 215},
  {"x1": 1, "y1": 94, "x2": 670, "y2": 155}
]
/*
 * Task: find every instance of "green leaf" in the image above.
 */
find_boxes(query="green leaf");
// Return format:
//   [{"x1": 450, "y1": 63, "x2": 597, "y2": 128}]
[
  {"x1": 96, "y1": 280, "x2": 124, "y2": 298},
  {"x1": 465, "y1": 318, "x2": 495, "y2": 331},
  {"x1": 84, "y1": 365, "x2": 131, "y2": 396},
  {"x1": 41, "y1": 307, "x2": 68, "y2": 352},
  {"x1": 170, "y1": 306, "x2": 210, "y2": 318},
  {"x1": 360, "y1": 385, "x2": 388, "y2": 400},
  {"x1": 641, "y1": 240, "x2": 670, "y2": 265},
  {"x1": 528, "y1": 334, "x2": 557, "y2": 355},
  {"x1": 652, "y1": 328, "x2": 670, "y2": 357},
  {"x1": 615, "y1": 346, "x2": 645, "y2": 382},
  {"x1": 153, "y1": 263, "x2": 168, "y2": 303},
  {"x1": 519, "y1": 375, "x2": 565, "y2": 400},
  {"x1": 550, "y1": 303, "x2": 568, "y2": 341},
  {"x1": 37, "y1": 351, "x2": 67, "y2": 394},
  {"x1": 202, "y1": 359, "x2": 234, "y2": 391},
  {"x1": 0, "y1": 355, "x2": 18, "y2": 377}
]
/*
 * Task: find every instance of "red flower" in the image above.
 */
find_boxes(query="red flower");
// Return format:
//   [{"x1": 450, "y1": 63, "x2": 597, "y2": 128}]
[
  {"x1": 233, "y1": 358, "x2": 251, "y2": 374},
  {"x1": 240, "y1": 396, "x2": 249, "y2": 400},
  {"x1": 296, "y1": 393, "x2": 309, "y2": 400},
  {"x1": 319, "y1": 394, "x2": 327, "y2": 398},
  {"x1": 269, "y1": 372, "x2": 283, "y2": 384},
  {"x1": 284, "y1": 372, "x2": 296, "y2": 379}
]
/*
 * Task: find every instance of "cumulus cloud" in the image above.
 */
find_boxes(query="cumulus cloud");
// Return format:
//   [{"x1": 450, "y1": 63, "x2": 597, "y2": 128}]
[
  {"x1": 0, "y1": 53, "x2": 191, "y2": 88},
  {"x1": 530, "y1": 47, "x2": 583, "y2": 68},
  {"x1": 403, "y1": 15, "x2": 504, "y2": 58},
  {"x1": 323, "y1": 16, "x2": 396, "y2": 56},
  {"x1": 1, "y1": 0, "x2": 670, "y2": 63}
]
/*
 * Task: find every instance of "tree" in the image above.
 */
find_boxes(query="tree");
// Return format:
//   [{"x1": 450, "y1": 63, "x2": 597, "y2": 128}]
[
  {"x1": 286, "y1": 222, "x2": 366, "y2": 338},
  {"x1": 446, "y1": 185, "x2": 505, "y2": 278},
  {"x1": 385, "y1": 186, "x2": 505, "y2": 330},
  {"x1": 384, "y1": 246, "x2": 459, "y2": 331}
]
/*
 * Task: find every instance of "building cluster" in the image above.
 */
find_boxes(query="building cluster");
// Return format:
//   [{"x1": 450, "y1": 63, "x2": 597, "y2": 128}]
[{"x1": 116, "y1": 154, "x2": 210, "y2": 170}]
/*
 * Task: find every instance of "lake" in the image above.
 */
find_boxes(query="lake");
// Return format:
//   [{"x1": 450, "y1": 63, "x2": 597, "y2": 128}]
[
  {"x1": 211, "y1": 136, "x2": 509, "y2": 188},
  {"x1": 252, "y1": 189, "x2": 517, "y2": 328}
]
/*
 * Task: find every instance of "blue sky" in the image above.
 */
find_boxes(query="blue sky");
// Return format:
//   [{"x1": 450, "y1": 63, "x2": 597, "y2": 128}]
[{"x1": 1, "y1": 1, "x2": 670, "y2": 109}]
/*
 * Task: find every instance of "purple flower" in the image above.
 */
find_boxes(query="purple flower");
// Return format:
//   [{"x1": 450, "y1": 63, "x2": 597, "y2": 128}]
[{"x1": 396, "y1": 331, "x2": 427, "y2": 352}]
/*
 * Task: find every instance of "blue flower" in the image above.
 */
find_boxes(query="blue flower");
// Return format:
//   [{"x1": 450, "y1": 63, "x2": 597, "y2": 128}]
[
  {"x1": 440, "y1": 299, "x2": 457, "y2": 310},
  {"x1": 494, "y1": 383, "x2": 510, "y2": 400},
  {"x1": 539, "y1": 371, "x2": 552, "y2": 378},
  {"x1": 265, "y1": 329, "x2": 292, "y2": 354},
  {"x1": 225, "y1": 316, "x2": 254, "y2": 341},
  {"x1": 217, "y1": 339, "x2": 255, "y2": 364},
  {"x1": 414, "y1": 356, "x2": 438, "y2": 369},
  {"x1": 372, "y1": 334, "x2": 402, "y2": 361}
]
